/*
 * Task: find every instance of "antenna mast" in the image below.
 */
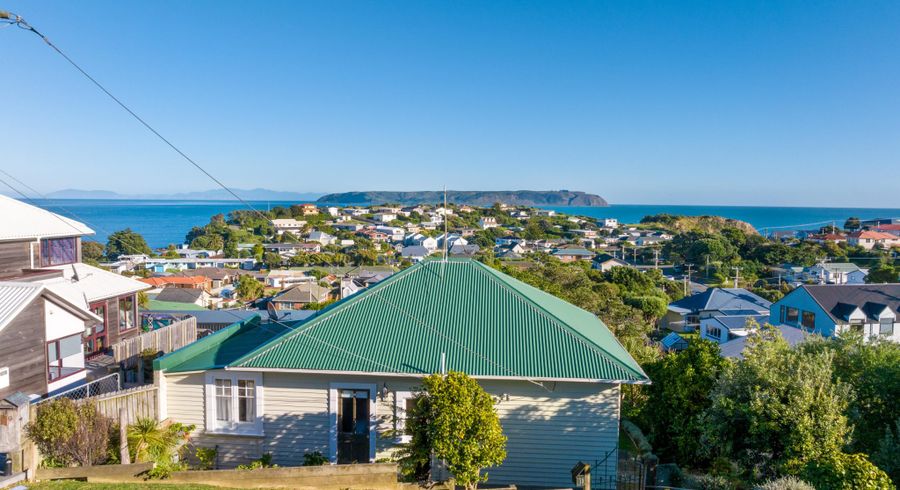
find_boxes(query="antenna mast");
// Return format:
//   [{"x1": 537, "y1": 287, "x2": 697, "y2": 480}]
[{"x1": 443, "y1": 186, "x2": 448, "y2": 262}]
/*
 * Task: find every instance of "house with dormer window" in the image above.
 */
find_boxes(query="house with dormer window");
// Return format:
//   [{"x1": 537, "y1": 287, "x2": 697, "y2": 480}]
[{"x1": 771, "y1": 284, "x2": 899, "y2": 342}]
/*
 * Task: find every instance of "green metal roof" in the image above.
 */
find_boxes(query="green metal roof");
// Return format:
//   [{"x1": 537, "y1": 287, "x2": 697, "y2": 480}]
[
  {"x1": 154, "y1": 316, "x2": 296, "y2": 373},
  {"x1": 146, "y1": 299, "x2": 206, "y2": 311},
  {"x1": 227, "y1": 259, "x2": 647, "y2": 383}
]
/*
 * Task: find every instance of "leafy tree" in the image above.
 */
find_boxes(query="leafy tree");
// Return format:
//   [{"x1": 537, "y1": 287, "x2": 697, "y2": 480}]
[
  {"x1": 81, "y1": 241, "x2": 105, "y2": 264},
  {"x1": 867, "y1": 260, "x2": 898, "y2": 283},
  {"x1": 235, "y1": 274, "x2": 264, "y2": 301},
  {"x1": 700, "y1": 327, "x2": 852, "y2": 479},
  {"x1": 163, "y1": 244, "x2": 180, "y2": 259},
  {"x1": 105, "y1": 228, "x2": 152, "y2": 260},
  {"x1": 223, "y1": 239, "x2": 239, "y2": 258},
  {"x1": 640, "y1": 340, "x2": 729, "y2": 466},
  {"x1": 190, "y1": 234, "x2": 224, "y2": 251},
  {"x1": 25, "y1": 399, "x2": 113, "y2": 467},
  {"x1": 264, "y1": 252, "x2": 283, "y2": 268},
  {"x1": 872, "y1": 419, "x2": 900, "y2": 485},
  {"x1": 402, "y1": 372, "x2": 507, "y2": 489},
  {"x1": 844, "y1": 217, "x2": 861, "y2": 231}
]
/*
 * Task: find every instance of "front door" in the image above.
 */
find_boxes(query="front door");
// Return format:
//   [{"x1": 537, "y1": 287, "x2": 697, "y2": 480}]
[
  {"x1": 337, "y1": 389, "x2": 370, "y2": 464},
  {"x1": 84, "y1": 302, "x2": 108, "y2": 357}
]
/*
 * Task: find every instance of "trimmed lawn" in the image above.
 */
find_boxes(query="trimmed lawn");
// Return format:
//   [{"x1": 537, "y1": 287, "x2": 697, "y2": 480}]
[{"x1": 22, "y1": 482, "x2": 255, "y2": 490}]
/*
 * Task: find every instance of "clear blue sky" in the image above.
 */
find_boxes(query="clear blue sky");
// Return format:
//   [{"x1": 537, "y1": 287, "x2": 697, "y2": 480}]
[{"x1": 2, "y1": 1, "x2": 899, "y2": 206}]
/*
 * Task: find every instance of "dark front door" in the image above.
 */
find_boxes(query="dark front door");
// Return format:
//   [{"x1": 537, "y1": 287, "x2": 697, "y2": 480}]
[{"x1": 337, "y1": 389, "x2": 370, "y2": 464}]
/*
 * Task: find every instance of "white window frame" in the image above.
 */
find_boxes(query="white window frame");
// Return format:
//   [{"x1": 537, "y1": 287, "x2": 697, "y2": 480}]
[
  {"x1": 328, "y1": 382, "x2": 376, "y2": 464},
  {"x1": 394, "y1": 390, "x2": 415, "y2": 443},
  {"x1": 204, "y1": 371, "x2": 264, "y2": 436}
]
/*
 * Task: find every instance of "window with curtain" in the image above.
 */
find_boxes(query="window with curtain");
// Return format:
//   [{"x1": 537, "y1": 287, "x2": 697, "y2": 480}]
[
  {"x1": 215, "y1": 379, "x2": 232, "y2": 422},
  {"x1": 801, "y1": 311, "x2": 816, "y2": 329},
  {"x1": 237, "y1": 380, "x2": 255, "y2": 422},
  {"x1": 40, "y1": 237, "x2": 78, "y2": 266},
  {"x1": 880, "y1": 318, "x2": 894, "y2": 336}
]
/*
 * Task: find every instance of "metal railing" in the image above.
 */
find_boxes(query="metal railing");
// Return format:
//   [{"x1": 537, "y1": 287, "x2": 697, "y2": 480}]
[{"x1": 35, "y1": 372, "x2": 120, "y2": 405}]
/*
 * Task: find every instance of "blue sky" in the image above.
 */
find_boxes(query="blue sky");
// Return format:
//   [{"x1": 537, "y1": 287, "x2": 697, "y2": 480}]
[{"x1": 1, "y1": 1, "x2": 899, "y2": 206}]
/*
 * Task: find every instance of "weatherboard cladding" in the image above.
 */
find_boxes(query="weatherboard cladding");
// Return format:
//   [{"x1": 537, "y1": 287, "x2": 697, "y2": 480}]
[{"x1": 232, "y1": 259, "x2": 646, "y2": 382}]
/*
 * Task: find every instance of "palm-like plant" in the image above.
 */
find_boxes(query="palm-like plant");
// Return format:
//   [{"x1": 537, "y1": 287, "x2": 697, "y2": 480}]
[{"x1": 127, "y1": 417, "x2": 193, "y2": 464}]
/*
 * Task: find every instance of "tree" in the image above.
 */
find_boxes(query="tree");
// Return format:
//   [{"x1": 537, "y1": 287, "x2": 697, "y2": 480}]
[
  {"x1": 844, "y1": 217, "x2": 861, "y2": 231},
  {"x1": 25, "y1": 399, "x2": 113, "y2": 467},
  {"x1": 801, "y1": 452, "x2": 893, "y2": 490},
  {"x1": 402, "y1": 372, "x2": 507, "y2": 489},
  {"x1": 163, "y1": 244, "x2": 180, "y2": 259},
  {"x1": 639, "y1": 340, "x2": 729, "y2": 466},
  {"x1": 105, "y1": 228, "x2": 152, "y2": 260},
  {"x1": 867, "y1": 261, "x2": 898, "y2": 284},
  {"x1": 700, "y1": 327, "x2": 852, "y2": 479},
  {"x1": 264, "y1": 252, "x2": 283, "y2": 269},
  {"x1": 190, "y1": 234, "x2": 224, "y2": 251},
  {"x1": 82, "y1": 241, "x2": 105, "y2": 264},
  {"x1": 235, "y1": 274, "x2": 264, "y2": 301}
]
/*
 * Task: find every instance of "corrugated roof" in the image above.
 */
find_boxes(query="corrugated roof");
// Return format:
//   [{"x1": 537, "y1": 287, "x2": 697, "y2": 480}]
[
  {"x1": 232, "y1": 259, "x2": 647, "y2": 383},
  {"x1": 800, "y1": 284, "x2": 900, "y2": 322},
  {"x1": 669, "y1": 288, "x2": 771, "y2": 314},
  {"x1": 40, "y1": 263, "x2": 150, "y2": 302},
  {"x1": 0, "y1": 195, "x2": 94, "y2": 242},
  {"x1": 0, "y1": 282, "x2": 43, "y2": 331}
]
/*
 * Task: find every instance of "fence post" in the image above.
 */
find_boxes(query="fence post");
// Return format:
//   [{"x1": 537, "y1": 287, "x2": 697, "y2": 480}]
[{"x1": 119, "y1": 408, "x2": 131, "y2": 465}]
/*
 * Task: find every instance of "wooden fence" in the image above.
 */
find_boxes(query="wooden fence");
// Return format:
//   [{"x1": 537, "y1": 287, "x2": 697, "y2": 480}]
[
  {"x1": 112, "y1": 316, "x2": 198, "y2": 368},
  {"x1": 87, "y1": 385, "x2": 158, "y2": 424}
]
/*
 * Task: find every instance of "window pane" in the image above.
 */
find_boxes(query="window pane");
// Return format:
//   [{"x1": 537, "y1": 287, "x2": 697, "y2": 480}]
[
  {"x1": 238, "y1": 380, "x2": 255, "y2": 422},
  {"x1": 881, "y1": 319, "x2": 894, "y2": 335},
  {"x1": 41, "y1": 238, "x2": 77, "y2": 266},
  {"x1": 47, "y1": 342, "x2": 59, "y2": 362},
  {"x1": 215, "y1": 379, "x2": 232, "y2": 422},
  {"x1": 801, "y1": 311, "x2": 816, "y2": 329},
  {"x1": 59, "y1": 335, "x2": 82, "y2": 358},
  {"x1": 119, "y1": 297, "x2": 135, "y2": 331},
  {"x1": 786, "y1": 308, "x2": 799, "y2": 323}
]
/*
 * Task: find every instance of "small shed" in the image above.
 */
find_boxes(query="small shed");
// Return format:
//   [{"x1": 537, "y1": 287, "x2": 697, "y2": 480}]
[
  {"x1": 0, "y1": 392, "x2": 32, "y2": 474},
  {"x1": 661, "y1": 332, "x2": 689, "y2": 352}
]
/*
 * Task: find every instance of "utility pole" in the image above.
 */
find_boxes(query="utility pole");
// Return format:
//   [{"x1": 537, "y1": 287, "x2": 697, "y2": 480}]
[
  {"x1": 633, "y1": 246, "x2": 637, "y2": 264},
  {"x1": 684, "y1": 263, "x2": 694, "y2": 296},
  {"x1": 653, "y1": 248, "x2": 660, "y2": 270},
  {"x1": 732, "y1": 266, "x2": 741, "y2": 288}
]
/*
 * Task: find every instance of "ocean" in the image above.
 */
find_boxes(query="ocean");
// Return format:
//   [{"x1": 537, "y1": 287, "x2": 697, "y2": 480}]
[{"x1": 28, "y1": 199, "x2": 900, "y2": 249}]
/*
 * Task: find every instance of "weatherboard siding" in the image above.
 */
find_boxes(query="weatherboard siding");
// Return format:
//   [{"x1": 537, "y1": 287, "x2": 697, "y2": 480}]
[
  {"x1": 0, "y1": 240, "x2": 33, "y2": 278},
  {"x1": 162, "y1": 371, "x2": 621, "y2": 486},
  {"x1": 0, "y1": 296, "x2": 47, "y2": 399}
]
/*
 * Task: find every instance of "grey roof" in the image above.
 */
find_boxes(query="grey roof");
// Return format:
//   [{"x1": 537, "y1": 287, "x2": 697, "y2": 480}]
[
  {"x1": 272, "y1": 283, "x2": 330, "y2": 304},
  {"x1": 155, "y1": 287, "x2": 205, "y2": 304},
  {"x1": 401, "y1": 245, "x2": 431, "y2": 258},
  {"x1": 144, "y1": 309, "x2": 316, "y2": 325},
  {"x1": 709, "y1": 314, "x2": 770, "y2": 331},
  {"x1": 799, "y1": 284, "x2": 900, "y2": 322},
  {"x1": 668, "y1": 288, "x2": 771, "y2": 314},
  {"x1": 552, "y1": 248, "x2": 594, "y2": 257},
  {"x1": 719, "y1": 325, "x2": 808, "y2": 359},
  {"x1": 449, "y1": 243, "x2": 480, "y2": 257}
]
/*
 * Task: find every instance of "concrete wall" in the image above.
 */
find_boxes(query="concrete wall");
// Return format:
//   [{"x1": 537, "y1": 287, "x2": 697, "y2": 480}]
[{"x1": 162, "y1": 370, "x2": 621, "y2": 488}]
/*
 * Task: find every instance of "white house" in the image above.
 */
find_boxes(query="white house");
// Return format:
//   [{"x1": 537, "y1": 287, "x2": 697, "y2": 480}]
[
  {"x1": 601, "y1": 218, "x2": 619, "y2": 228},
  {"x1": 271, "y1": 219, "x2": 307, "y2": 236},
  {"x1": 478, "y1": 217, "x2": 499, "y2": 229},
  {"x1": 804, "y1": 263, "x2": 868, "y2": 285},
  {"x1": 154, "y1": 260, "x2": 648, "y2": 488},
  {"x1": 372, "y1": 213, "x2": 397, "y2": 224}
]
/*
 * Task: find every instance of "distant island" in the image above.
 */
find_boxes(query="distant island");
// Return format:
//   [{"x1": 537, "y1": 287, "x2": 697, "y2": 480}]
[
  {"x1": 44, "y1": 188, "x2": 324, "y2": 201},
  {"x1": 317, "y1": 190, "x2": 608, "y2": 207}
]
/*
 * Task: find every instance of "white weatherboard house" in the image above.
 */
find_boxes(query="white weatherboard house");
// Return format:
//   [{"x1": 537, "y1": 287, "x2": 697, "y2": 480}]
[{"x1": 154, "y1": 259, "x2": 648, "y2": 488}]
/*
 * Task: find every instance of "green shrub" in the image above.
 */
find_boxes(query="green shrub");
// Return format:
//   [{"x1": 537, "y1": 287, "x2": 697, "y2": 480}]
[
  {"x1": 681, "y1": 473, "x2": 735, "y2": 490},
  {"x1": 802, "y1": 452, "x2": 895, "y2": 490},
  {"x1": 195, "y1": 446, "x2": 218, "y2": 470},
  {"x1": 26, "y1": 399, "x2": 113, "y2": 467},
  {"x1": 754, "y1": 476, "x2": 815, "y2": 490},
  {"x1": 237, "y1": 452, "x2": 277, "y2": 470},
  {"x1": 303, "y1": 451, "x2": 328, "y2": 466},
  {"x1": 145, "y1": 460, "x2": 188, "y2": 480},
  {"x1": 127, "y1": 418, "x2": 195, "y2": 466}
]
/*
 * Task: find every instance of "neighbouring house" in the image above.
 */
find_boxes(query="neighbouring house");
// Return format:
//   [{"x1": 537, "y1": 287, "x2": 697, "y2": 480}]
[
  {"x1": 804, "y1": 262, "x2": 868, "y2": 285},
  {"x1": 180, "y1": 268, "x2": 241, "y2": 289},
  {"x1": 535, "y1": 209, "x2": 556, "y2": 217},
  {"x1": 400, "y1": 245, "x2": 431, "y2": 262},
  {"x1": 661, "y1": 288, "x2": 772, "y2": 333},
  {"x1": 601, "y1": 218, "x2": 619, "y2": 228},
  {"x1": 437, "y1": 233, "x2": 467, "y2": 249},
  {"x1": 333, "y1": 222, "x2": 365, "y2": 232},
  {"x1": 847, "y1": 230, "x2": 900, "y2": 250},
  {"x1": 571, "y1": 229, "x2": 598, "y2": 239},
  {"x1": 264, "y1": 270, "x2": 315, "y2": 289},
  {"x1": 154, "y1": 259, "x2": 648, "y2": 487},
  {"x1": 299, "y1": 203, "x2": 319, "y2": 216},
  {"x1": 478, "y1": 217, "x2": 499, "y2": 229},
  {"x1": 308, "y1": 231, "x2": 337, "y2": 246},
  {"x1": 0, "y1": 282, "x2": 100, "y2": 400},
  {"x1": 269, "y1": 283, "x2": 332, "y2": 309},
  {"x1": 154, "y1": 287, "x2": 212, "y2": 308},
  {"x1": 770, "y1": 284, "x2": 900, "y2": 342},
  {"x1": 0, "y1": 195, "x2": 150, "y2": 359},
  {"x1": 699, "y1": 313, "x2": 770, "y2": 344},
  {"x1": 358, "y1": 230, "x2": 390, "y2": 243},
  {"x1": 141, "y1": 257, "x2": 256, "y2": 272},
  {"x1": 372, "y1": 213, "x2": 397, "y2": 223},
  {"x1": 718, "y1": 325, "x2": 808, "y2": 359},
  {"x1": 326, "y1": 207, "x2": 340, "y2": 217},
  {"x1": 552, "y1": 248, "x2": 594, "y2": 263},
  {"x1": 448, "y1": 243, "x2": 480, "y2": 258},
  {"x1": 271, "y1": 219, "x2": 307, "y2": 236},
  {"x1": 874, "y1": 224, "x2": 900, "y2": 237},
  {"x1": 140, "y1": 276, "x2": 213, "y2": 292},
  {"x1": 374, "y1": 226, "x2": 405, "y2": 243},
  {"x1": 405, "y1": 234, "x2": 438, "y2": 251},
  {"x1": 592, "y1": 253, "x2": 631, "y2": 272}
]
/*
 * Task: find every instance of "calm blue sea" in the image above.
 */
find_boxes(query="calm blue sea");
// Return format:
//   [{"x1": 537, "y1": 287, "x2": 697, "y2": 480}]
[{"x1": 29, "y1": 199, "x2": 900, "y2": 249}]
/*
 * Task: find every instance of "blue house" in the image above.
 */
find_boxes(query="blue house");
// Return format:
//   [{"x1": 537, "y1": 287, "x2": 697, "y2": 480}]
[
  {"x1": 770, "y1": 284, "x2": 900, "y2": 342},
  {"x1": 661, "y1": 288, "x2": 771, "y2": 332}
]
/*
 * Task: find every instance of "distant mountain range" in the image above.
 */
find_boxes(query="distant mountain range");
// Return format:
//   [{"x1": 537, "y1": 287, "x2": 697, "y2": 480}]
[
  {"x1": 317, "y1": 190, "x2": 608, "y2": 207},
  {"x1": 44, "y1": 188, "x2": 325, "y2": 201}
]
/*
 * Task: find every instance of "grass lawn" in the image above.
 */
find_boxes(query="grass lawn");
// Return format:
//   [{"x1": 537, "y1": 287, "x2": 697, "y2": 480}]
[{"x1": 21, "y1": 482, "x2": 254, "y2": 490}]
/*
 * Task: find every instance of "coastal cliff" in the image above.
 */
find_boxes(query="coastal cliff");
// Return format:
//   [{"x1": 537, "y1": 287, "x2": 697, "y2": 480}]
[{"x1": 317, "y1": 190, "x2": 608, "y2": 207}]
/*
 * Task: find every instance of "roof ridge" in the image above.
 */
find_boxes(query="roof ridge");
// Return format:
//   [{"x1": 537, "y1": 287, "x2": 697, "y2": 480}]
[{"x1": 470, "y1": 261, "x2": 647, "y2": 380}]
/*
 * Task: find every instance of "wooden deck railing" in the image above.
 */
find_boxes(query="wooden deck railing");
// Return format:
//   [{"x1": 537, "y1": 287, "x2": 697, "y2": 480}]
[{"x1": 112, "y1": 316, "x2": 198, "y2": 368}]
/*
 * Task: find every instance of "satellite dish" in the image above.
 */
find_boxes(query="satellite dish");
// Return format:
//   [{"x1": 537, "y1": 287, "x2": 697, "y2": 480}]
[{"x1": 266, "y1": 301, "x2": 282, "y2": 322}]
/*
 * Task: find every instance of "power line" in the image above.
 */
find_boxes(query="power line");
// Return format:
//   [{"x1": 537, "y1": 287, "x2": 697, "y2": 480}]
[{"x1": 4, "y1": 12, "x2": 271, "y2": 224}]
